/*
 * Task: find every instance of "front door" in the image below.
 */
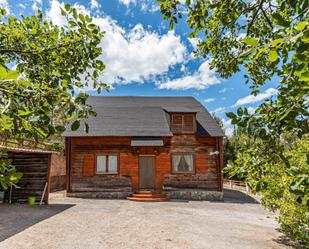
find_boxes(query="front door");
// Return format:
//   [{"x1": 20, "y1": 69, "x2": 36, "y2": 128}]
[{"x1": 139, "y1": 155, "x2": 156, "y2": 190}]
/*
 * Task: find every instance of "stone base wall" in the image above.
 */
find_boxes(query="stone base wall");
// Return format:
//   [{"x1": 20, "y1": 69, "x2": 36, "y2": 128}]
[
  {"x1": 67, "y1": 191, "x2": 131, "y2": 199},
  {"x1": 163, "y1": 189, "x2": 223, "y2": 201}
]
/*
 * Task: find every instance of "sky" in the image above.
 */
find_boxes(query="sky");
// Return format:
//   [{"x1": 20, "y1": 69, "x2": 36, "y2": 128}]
[{"x1": 2, "y1": 0, "x2": 278, "y2": 136}]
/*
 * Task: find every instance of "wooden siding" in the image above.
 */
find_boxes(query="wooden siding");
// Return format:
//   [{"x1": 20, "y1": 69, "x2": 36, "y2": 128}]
[
  {"x1": 7, "y1": 153, "x2": 49, "y2": 203},
  {"x1": 50, "y1": 153, "x2": 66, "y2": 192},
  {"x1": 68, "y1": 135, "x2": 221, "y2": 194}
]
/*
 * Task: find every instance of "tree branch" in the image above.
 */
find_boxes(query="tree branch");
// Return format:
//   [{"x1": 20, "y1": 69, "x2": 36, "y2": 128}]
[
  {"x1": 261, "y1": 8, "x2": 273, "y2": 30},
  {"x1": 247, "y1": 0, "x2": 265, "y2": 36}
]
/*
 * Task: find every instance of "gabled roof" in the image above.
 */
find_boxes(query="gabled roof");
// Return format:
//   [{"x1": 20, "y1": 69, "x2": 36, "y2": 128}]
[{"x1": 62, "y1": 96, "x2": 224, "y2": 137}]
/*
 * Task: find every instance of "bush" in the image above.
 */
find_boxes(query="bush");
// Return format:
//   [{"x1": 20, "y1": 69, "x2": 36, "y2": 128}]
[
  {"x1": 0, "y1": 153, "x2": 23, "y2": 191},
  {"x1": 224, "y1": 135, "x2": 309, "y2": 244}
]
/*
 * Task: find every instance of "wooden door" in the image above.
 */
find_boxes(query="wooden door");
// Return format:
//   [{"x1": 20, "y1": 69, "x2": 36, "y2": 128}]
[{"x1": 139, "y1": 156, "x2": 156, "y2": 190}]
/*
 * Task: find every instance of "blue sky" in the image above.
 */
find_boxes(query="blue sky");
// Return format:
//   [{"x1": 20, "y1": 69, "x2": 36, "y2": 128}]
[{"x1": 3, "y1": 0, "x2": 278, "y2": 135}]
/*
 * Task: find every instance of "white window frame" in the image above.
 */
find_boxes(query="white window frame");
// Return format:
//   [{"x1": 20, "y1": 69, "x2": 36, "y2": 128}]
[{"x1": 96, "y1": 154, "x2": 118, "y2": 174}]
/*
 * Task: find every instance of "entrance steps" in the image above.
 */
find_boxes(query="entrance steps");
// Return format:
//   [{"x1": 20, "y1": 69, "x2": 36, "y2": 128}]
[{"x1": 127, "y1": 191, "x2": 170, "y2": 202}]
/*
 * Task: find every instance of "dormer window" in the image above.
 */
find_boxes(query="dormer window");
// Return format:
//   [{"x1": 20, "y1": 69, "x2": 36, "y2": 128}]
[{"x1": 171, "y1": 113, "x2": 196, "y2": 134}]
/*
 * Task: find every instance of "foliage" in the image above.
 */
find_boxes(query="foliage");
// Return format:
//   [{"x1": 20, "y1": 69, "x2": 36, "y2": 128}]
[
  {"x1": 158, "y1": 0, "x2": 309, "y2": 243},
  {"x1": 159, "y1": 0, "x2": 308, "y2": 138},
  {"x1": 0, "y1": 153, "x2": 22, "y2": 191},
  {"x1": 224, "y1": 133, "x2": 309, "y2": 244},
  {"x1": 0, "y1": 5, "x2": 107, "y2": 143}
]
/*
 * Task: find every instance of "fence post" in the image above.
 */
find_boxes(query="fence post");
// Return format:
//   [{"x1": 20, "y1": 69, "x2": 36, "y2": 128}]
[{"x1": 230, "y1": 180, "x2": 232, "y2": 189}]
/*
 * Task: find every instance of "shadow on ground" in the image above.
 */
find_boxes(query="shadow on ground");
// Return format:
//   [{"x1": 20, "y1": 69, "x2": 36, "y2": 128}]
[
  {"x1": 223, "y1": 189, "x2": 259, "y2": 204},
  {"x1": 273, "y1": 232, "x2": 305, "y2": 249},
  {"x1": 0, "y1": 203, "x2": 74, "y2": 242}
]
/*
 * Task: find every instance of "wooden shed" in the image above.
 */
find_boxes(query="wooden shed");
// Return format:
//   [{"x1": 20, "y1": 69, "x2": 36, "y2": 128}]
[{"x1": 1, "y1": 143, "x2": 66, "y2": 204}]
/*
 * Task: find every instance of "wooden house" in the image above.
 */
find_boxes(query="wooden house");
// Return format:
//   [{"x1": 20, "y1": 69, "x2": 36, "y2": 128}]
[{"x1": 63, "y1": 96, "x2": 224, "y2": 201}]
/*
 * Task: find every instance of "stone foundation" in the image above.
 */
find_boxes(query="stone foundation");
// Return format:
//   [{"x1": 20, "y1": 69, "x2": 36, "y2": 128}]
[
  {"x1": 67, "y1": 191, "x2": 132, "y2": 199},
  {"x1": 163, "y1": 189, "x2": 223, "y2": 201}
]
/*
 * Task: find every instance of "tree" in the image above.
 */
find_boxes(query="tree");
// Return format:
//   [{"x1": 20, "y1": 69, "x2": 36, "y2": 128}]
[
  {"x1": 0, "y1": 5, "x2": 107, "y2": 191},
  {"x1": 159, "y1": 0, "x2": 308, "y2": 139},
  {"x1": 0, "y1": 4, "x2": 107, "y2": 143},
  {"x1": 158, "y1": 0, "x2": 309, "y2": 244}
]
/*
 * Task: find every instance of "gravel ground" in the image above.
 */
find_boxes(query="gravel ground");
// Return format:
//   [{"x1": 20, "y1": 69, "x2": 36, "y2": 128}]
[{"x1": 0, "y1": 190, "x2": 291, "y2": 249}]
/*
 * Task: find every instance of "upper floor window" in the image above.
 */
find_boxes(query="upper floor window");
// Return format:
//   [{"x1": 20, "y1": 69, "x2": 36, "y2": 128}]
[{"x1": 171, "y1": 113, "x2": 196, "y2": 134}]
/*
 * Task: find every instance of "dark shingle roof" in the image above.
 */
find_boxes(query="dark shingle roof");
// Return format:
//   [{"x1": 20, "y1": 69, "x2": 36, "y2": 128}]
[{"x1": 62, "y1": 96, "x2": 224, "y2": 137}]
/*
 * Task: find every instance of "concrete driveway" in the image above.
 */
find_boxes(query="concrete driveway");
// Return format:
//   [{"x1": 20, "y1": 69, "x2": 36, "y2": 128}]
[{"x1": 0, "y1": 190, "x2": 291, "y2": 249}]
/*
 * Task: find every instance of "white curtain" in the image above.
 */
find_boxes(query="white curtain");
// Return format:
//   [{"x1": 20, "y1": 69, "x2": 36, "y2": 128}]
[
  {"x1": 184, "y1": 155, "x2": 193, "y2": 172},
  {"x1": 173, "y1": 155, "x2": 181, "y2": 172}
]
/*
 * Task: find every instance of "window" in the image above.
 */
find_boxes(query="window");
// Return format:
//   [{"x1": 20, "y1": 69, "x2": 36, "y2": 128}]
[
  {"x1": 96, "y1": 155, "x2": 118, "y2": 174},
  {"x1": 171, "y1": 114, "x2": 196, "y2": 134},
  {"x1": 172, "y1": 154, "x2": 194, "y2": 173}
]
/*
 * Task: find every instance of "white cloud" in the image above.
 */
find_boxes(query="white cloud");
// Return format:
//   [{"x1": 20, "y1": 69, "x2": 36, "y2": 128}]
[
  {"x1": 204, "y1": 98, "x2": 215, "y2": 103},
  {"x1": 188, "y1": 37, "x2": 200, "y2": 49},
  {"x1": 156, "y1": 60, "x2": 220, "y2": 90},
  {"x1": 32, "y1": 0, "x2": 42, "y2": 11},
  {"x1": 46, "y1": 0, "x2": 67, "y2": 26},
  {"x1": 219, "y1": 87, "x2": 234, "y2": 93},
  {"x1": 96, "y1": 21, "x2": 186, "y2": 85},
  {"x1": 233, "y1": 87, "x2": 278, "y2": 107},
  {"x1": 222, "y1": 118, "x2": 234, "y2": 137},
  {"x1": 119, "y1": 0, "x2": 136, "y2": 5},
  {"x1": 90, "y1": 0, "x2": 101, "y2": 9},
  {"x1": 18, "y1": 3, "x2": 26, "y2": 9},
  {"x1": 212, "y1": 107, "x2": 226, "y2": 113},
  {"x1": 118, "y1": 0, "x2": 160, "y2": 12},
  {"x1": 0, "y1": 0, "x2": 9, "y2": 13},
  {"x1": 46, "y1": 1, "x2": 187, "y2": 87},
  {"x1": 247, "y1": 106, "x2": 256, "y2": 114}
]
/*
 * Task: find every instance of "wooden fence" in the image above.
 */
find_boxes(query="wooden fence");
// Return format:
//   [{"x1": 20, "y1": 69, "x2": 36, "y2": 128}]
[{"x1": 224, "y1": 179, "x2": 250, "y2": 192}]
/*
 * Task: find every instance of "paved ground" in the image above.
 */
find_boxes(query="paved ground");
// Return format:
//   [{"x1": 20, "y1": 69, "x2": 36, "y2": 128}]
[{"x1": 0, "y1": 189, "x2": 291, "y2": 249}]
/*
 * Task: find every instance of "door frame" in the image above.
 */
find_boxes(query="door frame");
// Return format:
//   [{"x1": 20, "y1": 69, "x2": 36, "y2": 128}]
[{"x1": 138, "y1": 154, "x2": 156, "y2": 190}]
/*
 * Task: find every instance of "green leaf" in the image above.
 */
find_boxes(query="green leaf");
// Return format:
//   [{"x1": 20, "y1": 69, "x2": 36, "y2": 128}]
[
  {"x1": 268, "y1": 51, "x2": 278, "y2": 62},
  {"x1": 226, "y1": 112, "x2": 237, "y2": 120},
  {"x1": 296, "y1": 21, "x2": 307, "y2": 31},
  {"x1": 6, "y1": 70, "x2": 19, "y2": 80},
  {"x1": 71, "y1": 120, "x2": 80, "y2": 131},
  {"x1": 242, "y1": 37, "x2": 258, "y2": 47},
  {"x1": 55, "y1": 125, "x2": 65, "y2": 132},
  {"x1": 272, "y1": 13, "x2": 290, "y2": 27},
  {"x1": 169, "y1": 21, "x2": 174, "y2": 30},
  {"x1": 271, "y1": 38, "x2": 284, "y2": 46},
  {"x1": 299, "y1": 71, "x2": 309, "y2": 81},
  {"x1": 0, "y1": 65, "x2": 7, "y2": 79},
  {"x1": 65, "y1": 4, "x2": 70, "y2": 11}
]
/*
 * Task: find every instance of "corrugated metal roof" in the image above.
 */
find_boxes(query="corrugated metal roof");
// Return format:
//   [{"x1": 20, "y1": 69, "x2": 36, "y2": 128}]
[
  {"x1": 0, "y1": 145, "x2": 58, "y2": 154},
  {"x1": 63, "y1": 96, "x2": 224, "y2": 137}
]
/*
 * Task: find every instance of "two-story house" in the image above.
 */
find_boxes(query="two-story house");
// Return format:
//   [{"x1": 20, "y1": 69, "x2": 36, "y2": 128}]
[{"x1": 63, "y1": 96, "x2": 224, "y2": 201}]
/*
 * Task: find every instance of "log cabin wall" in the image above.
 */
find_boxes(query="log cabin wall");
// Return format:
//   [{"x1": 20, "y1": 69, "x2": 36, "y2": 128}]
[
  {"x1": 68, "y1": 135, "x2": 221, "y2": 198},
  {"x1": 50, "y1": 153, "x2": 66, "y2": 192},
  {"x1": 6, "y1": 152, "x2": 50, "y2": 203}
]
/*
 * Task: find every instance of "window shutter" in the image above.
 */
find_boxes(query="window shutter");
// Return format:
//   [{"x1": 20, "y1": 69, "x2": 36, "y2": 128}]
[
  {"x1": 183, "y1": 114, "x2": 195, "y2": 133},
  {"x1": 82, "y1": 153, "x2": 95, "y2": 176},
  {"x1": 172, "y1": 114, "x2": 183, "y2": 133}
]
